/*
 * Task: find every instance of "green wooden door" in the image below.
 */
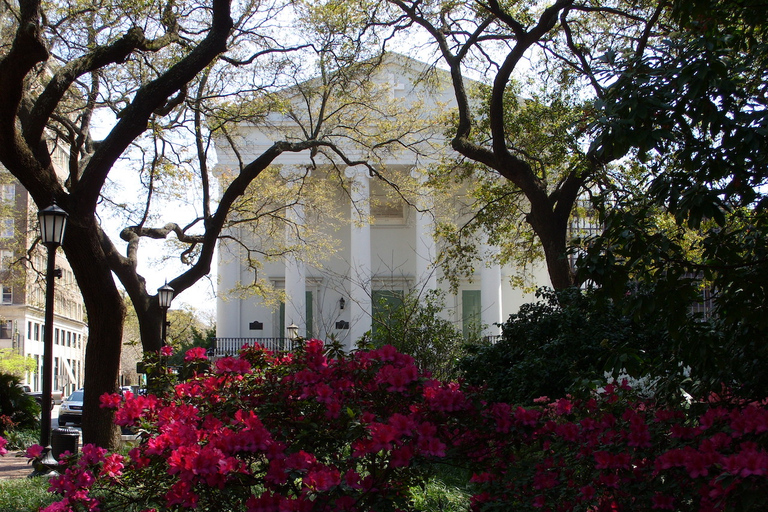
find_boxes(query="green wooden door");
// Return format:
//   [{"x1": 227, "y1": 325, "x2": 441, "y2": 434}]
[
  {"x1": 462, "y1": 290, "x2": 482, "y2": 339},
  {"x1": 372, "y1": 289, "x2": 404, "y2": 339}
]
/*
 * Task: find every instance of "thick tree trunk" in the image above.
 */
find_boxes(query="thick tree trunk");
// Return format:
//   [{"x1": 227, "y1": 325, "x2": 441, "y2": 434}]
[
  {"x1": 64, "y1": 222, "x2": 125, "y2": 450},
  {"x1": 527, "y1": 201, "x2": 576, "y2": 291},
  {"x1": 138, "y1": 298, "x2": 164, "y2": 353}
]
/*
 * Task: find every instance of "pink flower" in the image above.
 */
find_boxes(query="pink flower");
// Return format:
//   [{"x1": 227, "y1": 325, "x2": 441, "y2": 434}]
[
  {"x1": 369, "y1": 423, "x2": 398, "y2": 451},
  {"x1": 99, "y1": 392, "x2": 122, "y2": 409},
  {"x1": 375, "y1": 363, "x2": 418, "y2": 392},
  {"x1": 514, "y1": 406, "x2": 541, "y2": 426},
  {"x1": 554, "y1": 398, "x2": 573, "y2": 415},
  {"x1": 160, "y1": 345, "x2": 174, "y2": 357},
  {"x1": 215, "y1": 357, "x2": 252, "y2": 374},
  {"x1": 184, "y1": 347, "x2": 208, "y2": 362},
  {"x1": 683, "y1": 450, "x2": 710, "y2": 478},
  {"x1": 424, "y1": 382, "x2": 468, "y2": 412},
  {"x1": 285, "y1": 450, "x2": 316, "y2": 471},
  {"x1": 304, "y1": 465, "x2": 340, "y2": 491},
  {"x1": 26, "y1": 444, "x2": 44, "y2": 459},
  {"x1": 0, "y1": 436, "x2": 7, "y2": 456},
  {"x1": 416, "y1": 435, "x2": 446, "y2": 457},
  {"x1": 165, "y1": 480, "x2": 198, "y2": 508},
  {"x1": 722, "y1": 448, "x2": 768, "y2": 477},
  {"x1": 389, "y1": 444, "x2": 415, "y2": 468},
  {"x1": 100, "y1": 453, "x2": 124, "y2": 479}
]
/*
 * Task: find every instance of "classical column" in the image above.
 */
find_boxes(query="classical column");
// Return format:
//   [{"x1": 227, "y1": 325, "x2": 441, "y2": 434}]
[
  {"x1": 283, "y1": 166, "x2": 307, "y2": 338},
  {"x1": 216, "y1": 227, "x2": 242, "y2": 338},
  {"x1": 480, "y1": 240, "x2": 503, "y2": 337},
  {"x1": 411, "y1": 168, "x2": 437, "y2": 292},
  {"x1": 344, "y1": 167, "x2": 372, "y2": 348}
]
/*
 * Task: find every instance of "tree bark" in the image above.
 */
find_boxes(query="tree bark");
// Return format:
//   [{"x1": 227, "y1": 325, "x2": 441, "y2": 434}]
[{"x1": 62, "y1": 220, "x2": 124, "y2": 449}]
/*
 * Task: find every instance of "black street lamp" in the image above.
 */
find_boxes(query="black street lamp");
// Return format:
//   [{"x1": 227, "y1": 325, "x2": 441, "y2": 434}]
[
  {"x1": 158, "y1": 282, "x2": 174, "y2": 345},
  {"x1": 35, "y1": 202, "x2": 68, "y2": 475}
]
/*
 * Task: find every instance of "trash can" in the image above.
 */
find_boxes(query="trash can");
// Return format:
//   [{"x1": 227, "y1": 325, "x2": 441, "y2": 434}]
[{"x1": 51, "y1": 427, "x2": 80, "y2": 461}]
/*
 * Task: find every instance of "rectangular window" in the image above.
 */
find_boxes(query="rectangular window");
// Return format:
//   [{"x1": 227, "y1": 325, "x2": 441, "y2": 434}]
[
  {"x1": 0, "y1": 218, "x2": 13, "y2": 238},
  {"x1": 0, "y1": 320, "x2": 12, "y2": 339},
  {"x1": 67, "y1": 332, "x2": 71, "y2": 347},
  {"x1": 370, "y1": 179, "x2": 406, "y2": 224},
  {"x1": 34, "y1": 323, "x2": 40, "y2": 341},
  {"x1": 1, "y1": 184, "x2": 15, "y2": 203},
  {"x1": 0, "y1": 250, "x2": 12, "y2": 270},
  {"x1": 27, "y1": 321, "x2": 31, "y2": 340},
  {"x1": 1, "y1": 285, "x2": 11, "y2": 303}
]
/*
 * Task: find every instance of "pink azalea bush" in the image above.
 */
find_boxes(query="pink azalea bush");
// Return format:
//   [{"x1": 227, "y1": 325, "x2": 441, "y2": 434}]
[
  {"x1": 38, "y1": 341, "x2": 768, "y2": 511},
  {"x1": 463, "y1": 382, "x2": 768, "y2": 511}
]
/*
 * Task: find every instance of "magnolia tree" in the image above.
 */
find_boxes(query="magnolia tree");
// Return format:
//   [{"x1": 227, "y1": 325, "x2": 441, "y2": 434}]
[{"x1": 13, "y1": 341, "x2": 767, "y2": 512}]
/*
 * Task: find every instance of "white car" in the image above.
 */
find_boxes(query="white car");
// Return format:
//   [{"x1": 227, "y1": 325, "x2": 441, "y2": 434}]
[{"x1": 59, "y1": 389, "x2": 84, "y2": 426}]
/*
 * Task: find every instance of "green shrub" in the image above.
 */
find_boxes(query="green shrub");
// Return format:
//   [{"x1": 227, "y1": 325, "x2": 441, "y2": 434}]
[
  {"x1": 2, "y1": 427, "x2": 39, "y2": 451},
  {"x1": 0, "y1": 373, "x2": 40, "y2": 435},
  {"x1": 458, "y1": 287, "x2": 666, "y2": 404},
  {"x1": 369, "y1": 290, "x2": 477, "y2": 381}
]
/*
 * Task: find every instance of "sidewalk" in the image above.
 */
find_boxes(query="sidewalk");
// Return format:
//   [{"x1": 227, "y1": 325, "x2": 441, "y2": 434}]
[{"x1": 0, "y1": 451, "x2": 36, "y2": 480}]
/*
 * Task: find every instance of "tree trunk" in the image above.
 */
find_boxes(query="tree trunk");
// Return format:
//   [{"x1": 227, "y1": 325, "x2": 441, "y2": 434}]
[
  {"x1": 64, "y1": 222, "x2": 124, "y2": 450},
  {"x1": 138, "y1": 299, "x2": 164, "y2": 353},
  {"x1": 527, "y1": 201, "x2": 576, "y2": 291}
]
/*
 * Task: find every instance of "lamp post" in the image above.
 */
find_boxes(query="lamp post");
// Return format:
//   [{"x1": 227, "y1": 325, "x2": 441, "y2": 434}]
[
  {"x1": 287, "y1": 323, "x2": 299, "y2": 341},
  {"x1": 157, "y1": 282, "x2": 174, "y2": 345},
  {"x1": 36, "y1": 202, "x2": 68, "y2": 474}
]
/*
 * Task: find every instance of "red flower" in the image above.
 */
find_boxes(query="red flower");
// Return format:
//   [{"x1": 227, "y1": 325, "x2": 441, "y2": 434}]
[
  {"x1": 304, "y1": 465, "x2": 340, "y2": 491},
  {"x1": 184, "y1": 347, "x2": 208, "y2": 362},
  {"x1": 99, "y1": 392, "x2": 122, "y2": 409},
  {"x1": 215, "y1": 356, "x2": 252, "y2": 374}
]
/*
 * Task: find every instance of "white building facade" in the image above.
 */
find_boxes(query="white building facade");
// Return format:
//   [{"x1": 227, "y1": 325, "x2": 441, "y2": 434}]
[{"x1": 214, "y1": 56, "x2": 549, "y2": 353}]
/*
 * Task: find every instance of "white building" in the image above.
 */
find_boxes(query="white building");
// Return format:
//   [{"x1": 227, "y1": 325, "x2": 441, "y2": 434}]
[
  {"x1": 214, "y1": 55, "x2": 549, "y2": 353},
  {"x1": 0, "y1": 159, "x2": 87, "y2": 397}
]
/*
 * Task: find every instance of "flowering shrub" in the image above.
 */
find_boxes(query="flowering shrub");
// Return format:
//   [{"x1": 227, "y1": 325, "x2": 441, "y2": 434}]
[
  {"x1": 42, "y1": 341, "x2": 479, "y2": 511},
  {"x1": 37, "y1": 341, "x2": 768, "y2": 511},
  {"x1": 463, "y1": 382, "x2": 768, "y2": 511},
  {"x1": 0, "y1": 435, "x2": 7, "y2": 456}
]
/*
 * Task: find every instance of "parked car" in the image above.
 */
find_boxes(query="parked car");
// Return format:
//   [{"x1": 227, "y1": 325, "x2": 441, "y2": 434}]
[
  {"x1": 58, "y1": 388, "x2": 84, "y2": 426},
  {"x1": 17, "y1": 384, "x2": 58, "y2": 410}
]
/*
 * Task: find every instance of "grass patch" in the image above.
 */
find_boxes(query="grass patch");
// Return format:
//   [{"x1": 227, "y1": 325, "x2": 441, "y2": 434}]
[
  {"x1": 409, "y1": 464, "x2": 472, "y2": 512},
  {"x1": 0, "y1": 461, "x2": 473, "y2": 512},
  {"x1": 0, "y1": 477, "x2": 57, "y2": 512}
]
